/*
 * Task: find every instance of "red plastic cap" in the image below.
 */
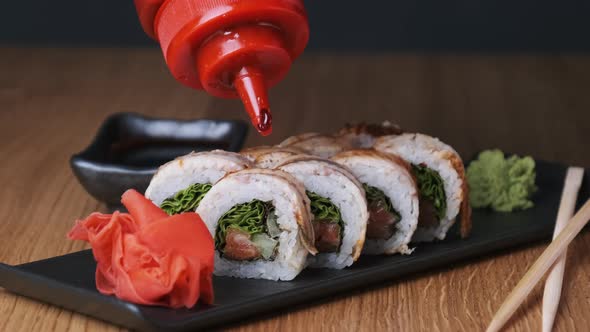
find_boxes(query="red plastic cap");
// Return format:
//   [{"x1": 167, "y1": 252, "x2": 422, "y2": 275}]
[
  {"x1": 133, "y1": 0, "x2": 166, "y2": 39},
  {"x1": 134, "y1": 0, "x2": 309, "y2": 135}
]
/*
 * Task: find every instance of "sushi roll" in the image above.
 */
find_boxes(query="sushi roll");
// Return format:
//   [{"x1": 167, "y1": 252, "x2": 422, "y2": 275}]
[
  {"x1": 374, "y1": 133, "x2": 471, "y2": 241},
  {"x1": 196, "y1": 169, "x2": 317, "y2": 281},
  {"x1": 279, "y1": 133, "x2": 352, "y2": 158},
  {"x1": 332, "y1": 150, "x2": 419, "y2": 255},
  {"x1": 240, "y1": 145, "x2": 275, "y2": 161},
  {"x1": 241, "y1": 146, "x2": 304, "y2": 169},
  {"x1": 277, "y1": 132, "x2": 321, "y2": 147},
  {"x1": 336, "y1": 121, "x2": 403, "y2": 148},
  {"x1": 145, "y1": 150, "x2": 252, "y2": 214},
  {"x1": 275, "y1": 155, "x2": 368, "y2": 269}
]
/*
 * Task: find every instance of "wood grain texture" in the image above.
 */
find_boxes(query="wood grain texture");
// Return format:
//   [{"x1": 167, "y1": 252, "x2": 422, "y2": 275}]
[{"x1": 0, "y1": 48, "x2": 589, "y2": 331}]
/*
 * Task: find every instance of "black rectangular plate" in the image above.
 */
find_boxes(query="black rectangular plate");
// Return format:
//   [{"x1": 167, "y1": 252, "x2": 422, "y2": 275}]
[{"x1": 1, "y1": 159, "x2": 589, "y2": 332}]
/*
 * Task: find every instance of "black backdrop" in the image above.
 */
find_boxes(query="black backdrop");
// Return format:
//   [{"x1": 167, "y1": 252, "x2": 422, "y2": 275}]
[{"x1": 1, "y1": 0, "x2": 589, "y2": 51}]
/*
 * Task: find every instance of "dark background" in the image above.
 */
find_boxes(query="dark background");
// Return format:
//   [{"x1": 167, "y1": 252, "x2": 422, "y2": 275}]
[{"x1": 1, "y1": 0, "x2": 589, "y2": 51}]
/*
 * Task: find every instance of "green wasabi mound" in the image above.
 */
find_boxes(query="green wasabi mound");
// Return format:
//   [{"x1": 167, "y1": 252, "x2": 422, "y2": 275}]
[
  {"x1": 160, "y1": 183, "x2": 213, "y2": 215},
  {"x1": 467, "y1": 149, "x2": 537, "y2": 212}
]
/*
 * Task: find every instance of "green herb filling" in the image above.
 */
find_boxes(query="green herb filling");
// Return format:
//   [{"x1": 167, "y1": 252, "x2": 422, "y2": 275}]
[
  {"x1": 412, "y1": 164, "x2": 447, "y2": 221},
  {"x1": 307, "y1": 191, "x2": 342, "y2": 224},
  {"x1": 160, "y1": 183, "x2": 212, "y2": 215}
]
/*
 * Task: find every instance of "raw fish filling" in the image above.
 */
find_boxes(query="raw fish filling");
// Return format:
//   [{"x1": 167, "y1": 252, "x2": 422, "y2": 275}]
[
  {"x1": 363, "y1": 184, "x2": 400, "y2": 240},
  {"x1": 307, "y1": 191, "x2": 344, "y2": 253}
]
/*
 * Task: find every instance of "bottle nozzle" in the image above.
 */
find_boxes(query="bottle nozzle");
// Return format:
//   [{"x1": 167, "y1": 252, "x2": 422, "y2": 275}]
[{"x1": 234, "y1": 67, "x2": 272, "y2": 136}]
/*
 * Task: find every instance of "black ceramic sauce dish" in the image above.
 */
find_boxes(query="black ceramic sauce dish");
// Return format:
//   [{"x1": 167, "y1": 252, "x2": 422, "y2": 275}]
[{"x1": 70, "y1": 113, "x2": 248, "y2": 209}]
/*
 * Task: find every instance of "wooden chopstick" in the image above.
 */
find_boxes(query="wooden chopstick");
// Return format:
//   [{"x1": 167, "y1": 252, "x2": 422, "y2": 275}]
[
  {"x1": 486, "y1": 198, "x2": 590, "y2": 332},
  {"x1": 542, "y1": 167, "x2": 585, "y2": 332}
]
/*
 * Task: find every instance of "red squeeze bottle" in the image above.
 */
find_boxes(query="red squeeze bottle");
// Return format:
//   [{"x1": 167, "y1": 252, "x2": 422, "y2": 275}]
[{"x1": 133, "y1": 0, "x2": 310, "y2": 136}]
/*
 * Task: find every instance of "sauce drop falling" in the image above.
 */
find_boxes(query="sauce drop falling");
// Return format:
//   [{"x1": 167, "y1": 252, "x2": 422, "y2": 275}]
[{"x1": 256, "y1": 108, "x2": 272, "y2": 136}]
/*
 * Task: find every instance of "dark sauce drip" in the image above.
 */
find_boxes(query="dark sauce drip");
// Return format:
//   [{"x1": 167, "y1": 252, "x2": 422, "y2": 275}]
[{"x1": 256, "y1": 108, "x2": 272, "y2": 136}]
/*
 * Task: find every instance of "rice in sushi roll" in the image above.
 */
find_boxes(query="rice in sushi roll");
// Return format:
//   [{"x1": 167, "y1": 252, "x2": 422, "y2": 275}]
[
  {"x1": 276, "y1": 155, "x2": 368, "y2": 268},
  {"x1": 374, "y1": 133, "x2": 471, "y2": 241},
  {"x1": 196, "y1": 169, "x2": 317, "y2": 280},
  {"x1": 145, "y1": 150, "x2": 252, "y2": 214},
  {"x1": 332, "y1": 150, "x2": 419, "y2": 255}
]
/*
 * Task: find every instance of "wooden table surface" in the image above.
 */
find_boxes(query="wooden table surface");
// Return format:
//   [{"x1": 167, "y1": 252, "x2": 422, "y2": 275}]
[{"x1": 1, "y1": 48, "x2": 589, "y2": 332}]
